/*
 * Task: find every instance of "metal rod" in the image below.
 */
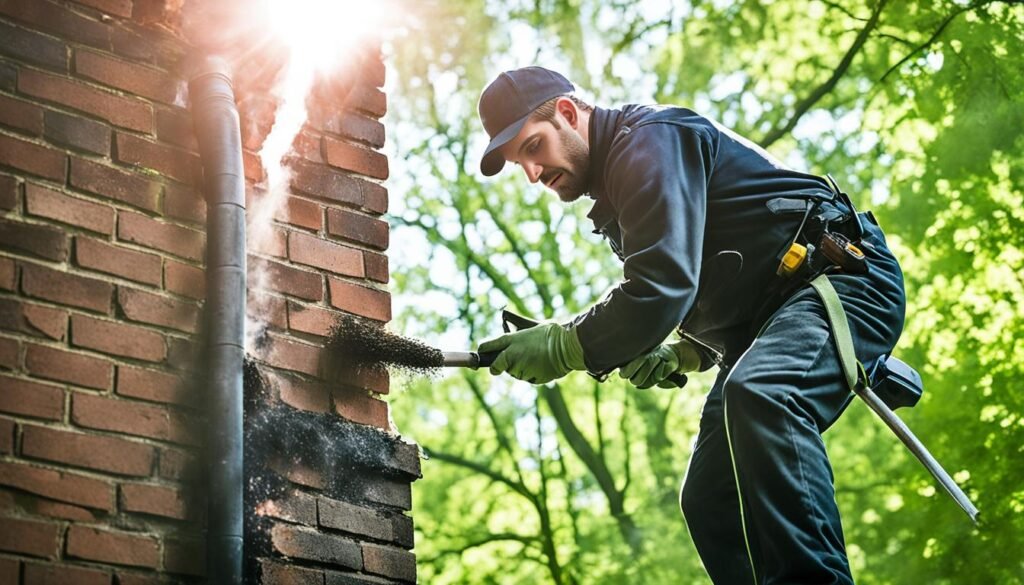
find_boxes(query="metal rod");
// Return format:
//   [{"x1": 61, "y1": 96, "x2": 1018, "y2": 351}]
[
  {"x1": 190, "y1": 55, "x2": 246, "y2": 584},
  {"x1": 442, "y1": 351, "x2": 480, "y2": 368},
  {"x1": 856, "y1": 385, "x2": 979, "y2": 524}
]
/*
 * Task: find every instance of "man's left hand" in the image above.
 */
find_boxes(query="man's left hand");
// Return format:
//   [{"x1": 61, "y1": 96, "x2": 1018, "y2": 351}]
[{"x1": 478, "y1": 323, "x2": 586, "y2": 384}]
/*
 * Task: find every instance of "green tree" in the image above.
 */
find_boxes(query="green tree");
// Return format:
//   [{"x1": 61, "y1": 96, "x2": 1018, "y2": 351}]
[{"x1": 384, "y1": 1, "x2": 1024, "y2": 582}]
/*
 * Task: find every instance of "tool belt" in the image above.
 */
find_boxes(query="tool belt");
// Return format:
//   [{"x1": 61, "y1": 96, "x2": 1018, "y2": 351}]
[{"x1": 774, "y1": 175, "x2": 871, "y2": 283}]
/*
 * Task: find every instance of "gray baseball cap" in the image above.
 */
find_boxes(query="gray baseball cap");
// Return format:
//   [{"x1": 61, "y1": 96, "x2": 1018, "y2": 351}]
[{"x1": 477, "y1": 66, "x2": 575, "y2": 176}]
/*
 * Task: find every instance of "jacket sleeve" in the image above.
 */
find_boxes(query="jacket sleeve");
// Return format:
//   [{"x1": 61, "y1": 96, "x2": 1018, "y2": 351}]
[{"x1": 574, "y1": 123, "x2": 712, "y2": 373}]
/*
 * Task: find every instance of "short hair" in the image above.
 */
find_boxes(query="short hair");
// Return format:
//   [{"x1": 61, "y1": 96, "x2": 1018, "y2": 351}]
[{"x1": 529, "y1": 94, "x2": 594, "y2": 128}]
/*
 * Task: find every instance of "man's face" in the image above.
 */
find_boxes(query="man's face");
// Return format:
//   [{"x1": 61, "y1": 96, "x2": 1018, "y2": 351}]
[{"x1": 499, "y1": 112, "x2": 591, "y2": 202}]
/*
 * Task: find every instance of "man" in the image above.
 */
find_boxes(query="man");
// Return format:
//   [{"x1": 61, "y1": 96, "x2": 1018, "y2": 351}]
[{"x1": 476, "y1": 66, "x2": 907, "y2": 584}]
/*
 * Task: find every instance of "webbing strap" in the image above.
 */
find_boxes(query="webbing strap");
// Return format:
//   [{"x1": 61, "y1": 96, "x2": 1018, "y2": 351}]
[{"x1": 809, "y1": 274, "x2": 863, "y2": 391}]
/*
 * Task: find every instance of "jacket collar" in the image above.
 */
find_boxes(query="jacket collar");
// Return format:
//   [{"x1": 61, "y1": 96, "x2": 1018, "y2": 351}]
[
  {"x1": 584, "y1": 105, "x2": 625, "y2": 226},
  {"x1": 585, "y1": 105, "x2": 625, "y2": 201}
]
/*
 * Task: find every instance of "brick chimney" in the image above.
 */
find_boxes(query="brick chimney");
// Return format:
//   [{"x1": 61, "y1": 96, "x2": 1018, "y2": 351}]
[{"x1": 0, "y1": 0, "x2": 419, "y2": 583}]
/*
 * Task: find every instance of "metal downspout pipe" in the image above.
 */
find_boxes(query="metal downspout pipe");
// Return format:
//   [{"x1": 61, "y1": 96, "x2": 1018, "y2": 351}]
[{"x1": 189, "y1": 56, "x2": 246, "y2": 584}]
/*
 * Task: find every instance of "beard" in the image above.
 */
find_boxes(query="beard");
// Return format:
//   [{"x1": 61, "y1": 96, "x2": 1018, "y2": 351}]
[{"x1": 543, "y1": 126, "x2": 591, "y2": 203}]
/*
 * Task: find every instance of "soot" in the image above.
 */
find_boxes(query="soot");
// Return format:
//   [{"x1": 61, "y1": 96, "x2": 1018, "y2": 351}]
[
  {"x1": 321, "y1": 315, "x2": 445, "y2": 379},
  {"x1": 243, "y1": 356, "x2": 416, "y2": 582}
]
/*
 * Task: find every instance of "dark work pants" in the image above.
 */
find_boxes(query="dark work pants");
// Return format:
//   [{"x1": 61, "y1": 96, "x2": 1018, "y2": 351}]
[{"x1": 680, "y1": 216, "x2": 906, "y2": 584}]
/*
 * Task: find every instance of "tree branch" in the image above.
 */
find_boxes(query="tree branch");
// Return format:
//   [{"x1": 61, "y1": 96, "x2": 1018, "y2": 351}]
[
  {"x1": 879, "y1": 0, "x2": 1001, "y2": 83},
  {"x1": 760, "y1": 0, "x2": 890, "y2": 148},
  {"x1": 541, "y1": 384, "x2": 643, "y2": 553}
]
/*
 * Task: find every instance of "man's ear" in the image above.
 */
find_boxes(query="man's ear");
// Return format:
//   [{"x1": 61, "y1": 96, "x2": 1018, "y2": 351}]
[{"x1": 555, "y1": 97, "x2": 578, "y2": 129}]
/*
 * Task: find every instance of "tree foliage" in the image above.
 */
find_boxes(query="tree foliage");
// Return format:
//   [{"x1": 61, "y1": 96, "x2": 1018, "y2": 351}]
[{"x1": 382, "y1": 1, "x2": 1024, "y2": 583}]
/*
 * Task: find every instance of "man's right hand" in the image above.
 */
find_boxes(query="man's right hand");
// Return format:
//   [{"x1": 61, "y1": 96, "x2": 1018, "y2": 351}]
[{"x1": 619, "y1": 340, "x2": 700, "y2": 389}]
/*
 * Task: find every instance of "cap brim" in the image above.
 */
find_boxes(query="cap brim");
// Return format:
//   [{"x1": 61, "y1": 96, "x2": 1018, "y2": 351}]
[{"x1": 480, "y1": 114, "x2": 530, "y2": 177}]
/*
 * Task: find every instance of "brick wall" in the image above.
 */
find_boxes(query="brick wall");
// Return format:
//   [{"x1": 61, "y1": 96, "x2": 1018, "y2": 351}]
[{"x1": 0, "y1": 0, "x2": 418, "y2": 583}]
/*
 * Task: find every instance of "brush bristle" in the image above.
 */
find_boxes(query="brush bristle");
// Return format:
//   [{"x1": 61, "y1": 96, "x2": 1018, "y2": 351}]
[{"x1": 320, "y1": 315, "x2": 445, "y2": 382}]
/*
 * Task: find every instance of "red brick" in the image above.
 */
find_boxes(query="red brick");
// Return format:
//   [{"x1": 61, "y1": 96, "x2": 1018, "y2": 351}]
[
  {"x1": 280, "y1": 196, "x2": 321, "y2": 230},
  {"x1": 72, "y1": 393, "x2": 191, "y2": 444},
  {"x1": 270, "y1": 524, "x2": 362, "y2": 570},
  {"x1": 76, "y1": 49, "x2": 177, "y2": 104},
  {"x1": 256, "y1": 489, "x2": 317, "y2": 526},
  {"x1": 0, "y1": 257, "x2": 14, "y2": 290},
  {"x1": 164, "y1": 336, "x2": 197, "y2": 375},
  {"x1": 118, "y1": 211, "x2": 203, "y2": 261},
  {"x1": 287, "y1": 302, "x2": 337, "y2": 338},
  {"x1": 76, "y1": 237, "x2": 162, "y2": 286},
  {"x1": 358, "y1": 49, "x2": 386, "y2": 88},
  {"x1": 118, "y1": 287, "x2": 199, "y2": 333},
  {"x1": 0, "y1": 19, "x2": 68, "y2": 71},
  {"x1": 315, "y1": 112, "x2": 385, "y2": 149},
  {"x1": 22, "y1": 262, "x2": 113, "y2": 314},
  {"x1": 364, "y1": 184, "x2": 387, "y2": 216},
  {"x1": 23, "y1": 303, "x2": 67, "y2": 341},
  {"x1": 0, "y1": 461, "x2": 114, "y2": 511},
  {"x1": 0, "y1": 220, "x2": 68, "y2": 262},
  {"x1": 250, "y1": 224, "x2": 287, "y2": 258},
  {"x1": 74, "y1": 0, "x2": 133, "y2": 17},
  {"x1": 352, "y1": 86, "x2": 386, "y2": 118},
  {"x1": 293, "y1": 131, "x2": 323, "y2": 164},
  {"x1": 0, "y1": 173, "x2": 16, "y2": 211},
  {"x1": 0, "y1": 418, "x2": 13, "y2": 453},
  {"x1": 289, "y1": 232, "x2": 364, "y2": 277},
  {"x1": 31, "y1": 497, "x2": 98, "y2": 522},
  {"x1": 43, "y1": 109, "x2": 111, "y2": 156},
  {"x1": 18, "y1": 69, "x2": 151, "y2": 133},
  {"x1": 327, "y1": 208, "x2": 388, "y2": 251},
  {"x1": 0, "y1": 516, "x2": 60, "y2": 558},
  {"x1": 248, "y1": 256, "x2": 323, "y2": 302},
  {"x1": 289, "y1": 159, "x2": 362, "y2": 206},
  {"x1": 334, "y1": 388, "x2": 388, "y2": 430},
  {"x1": 25, "y1": 344, "x2": 111, "y2": 389},
  {"x1": 243, "y1": 149, "x2": 263, "y2": 182},
  {"x1": 269, "y1": 371, "x2": 329, "y2": 413},
  {"x1": 0, "y1": 94, "x2": 44, "y2": 135},
  {"x1": 164, "y1": 259, "x2": 204, "y2": 300},
  {"x1": 323, "y1": 137, "x2": 388, "y2": 180},
  {"x1": 319, "y1": 496, "x2": 394, "y2": 542},
  {"x1": 262, "y1": 334, "x2": 320, "y2": 377},
  {"x1": 116, "y1": 133, "x2": 197, "y2": 185},
  {"x1": 71, "y1": 314, "x2": 166, "y2": 362},
  {"x1": 0, "y1": 133, "x2": 66, "y2": 181},
  {"x1": 164, "y1": 538, "x2": 204, "y2": 576},
  {"x1": 117, "y1": 366, "x2": 188, "y2": 405},
  {"x1": 66, "y1": 526, "x2": 159, "y2": 568},
  {"x1": 249, "y1": 292, "x2": 287, "y2": 331},
  {"x1": 0, "y1": 298, "x2": 68, "y2": 341},
  {"x1": 0, "y1": 0, "x2": 111, "y2": 50},
  {"x1": 154, "y1": 107, "x2": 197, "y2": 151},
  {"x1": 0, "y1": 337, "x2": 17, "y2": 370},
  {"x1": 328, "y1": 278, "x2": 390, "y2": 323},
  {"x1": 362, "y1": 543, "x2": 415, "y2": 583},
  {"x1": 121, "y1": 483, "x2": 188, "y2": 520},
  {"x1": 25, "y1": 183, "x2": 115, "y2": 235},
  {"x1": 157, "y1": 447, "x2": 198, "y2": 482},
  {"x1": 0, "y1": 558, "x2": 15, "y2": 584},
  {"x1": 22, "y1": 425, "x2": 154, "y2": 476},
  {"x1": 163, "y1": 182, "x2": 204, "y2": 224},
  {"x1": 0, "y1": 375, "x2": 63, "y2": 420},
  {"x1": 70, "y1": 157, "x2": 161, "y2": 212},
  {"x1": 23, "y1": 563, "x2": 112, "y2": 585},
  {"x1": 260, "y1": 560, "x2": 323, "y2": 585},
  {"x1": 363, "y1": 251, "x2": 388, "y2": 284}
]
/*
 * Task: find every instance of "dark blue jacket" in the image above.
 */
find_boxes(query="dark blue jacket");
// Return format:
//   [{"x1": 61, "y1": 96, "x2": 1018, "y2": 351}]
[{"x1": 574, "y1": 105, "x2": 840, "y2": 373}]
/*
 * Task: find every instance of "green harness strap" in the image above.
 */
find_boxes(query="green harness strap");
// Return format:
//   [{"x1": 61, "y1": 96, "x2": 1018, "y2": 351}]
[{"x1": 809, "y1": 274, "x2": 868, "y2": 392}]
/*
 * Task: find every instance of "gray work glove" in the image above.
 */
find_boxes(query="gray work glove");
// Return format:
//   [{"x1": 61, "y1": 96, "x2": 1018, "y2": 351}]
[{"x1": 619, "y1": 340, "x2": 701, "y2": 389}]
